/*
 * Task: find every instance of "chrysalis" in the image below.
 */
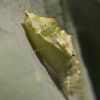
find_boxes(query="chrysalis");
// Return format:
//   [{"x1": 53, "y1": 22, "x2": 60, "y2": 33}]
[{"x1": 24, "y1": 10, "x2": 80, "y2": 100}]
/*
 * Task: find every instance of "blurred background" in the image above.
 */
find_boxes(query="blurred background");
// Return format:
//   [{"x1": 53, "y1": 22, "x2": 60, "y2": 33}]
[{"x1": 68, "y1": 1, "x2": 100, "y2": 100}]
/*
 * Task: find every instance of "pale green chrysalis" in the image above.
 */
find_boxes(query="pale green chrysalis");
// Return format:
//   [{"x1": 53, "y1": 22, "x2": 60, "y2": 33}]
[{"x1": 24, "y1": 10, "x2": 80, "y2": 100}]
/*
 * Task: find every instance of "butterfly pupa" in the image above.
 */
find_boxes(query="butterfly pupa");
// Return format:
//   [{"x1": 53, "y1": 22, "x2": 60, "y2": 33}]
[{"x1": 24, "y1": 10, "x2": 80, "y2": 100}]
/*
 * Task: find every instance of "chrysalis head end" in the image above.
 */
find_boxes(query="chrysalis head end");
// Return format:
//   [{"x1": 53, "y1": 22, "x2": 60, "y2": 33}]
[{"x1": 24, "y1": 10, "x2": 29, "y2": 16}]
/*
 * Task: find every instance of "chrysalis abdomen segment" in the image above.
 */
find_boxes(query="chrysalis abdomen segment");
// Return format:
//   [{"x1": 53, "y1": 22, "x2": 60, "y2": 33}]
[{"x1": 58, "y1": 57, "x2": 80, "y2": 99}]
